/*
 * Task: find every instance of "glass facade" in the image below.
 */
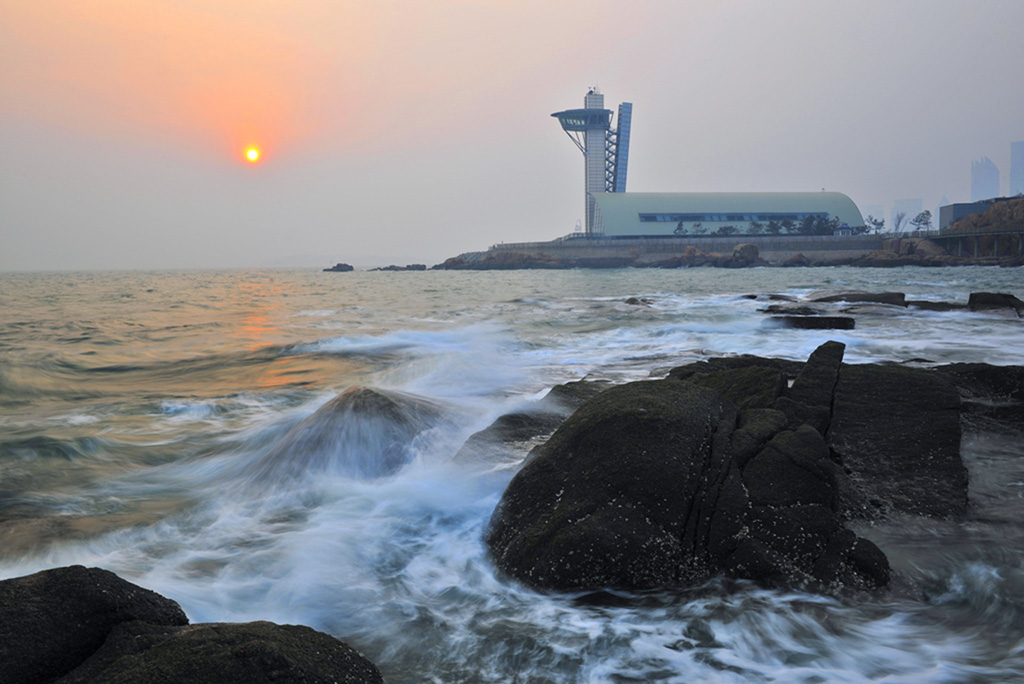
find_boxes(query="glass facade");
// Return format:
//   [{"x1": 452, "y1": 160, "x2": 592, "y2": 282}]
[{"x1": 639, "y1": 212, "x2": 829, "y2": 223}]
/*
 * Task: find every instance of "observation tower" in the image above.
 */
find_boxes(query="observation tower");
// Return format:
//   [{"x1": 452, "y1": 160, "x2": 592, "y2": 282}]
[{"x1": 552, "y1": 88, "x2": 632, "y2": 235}]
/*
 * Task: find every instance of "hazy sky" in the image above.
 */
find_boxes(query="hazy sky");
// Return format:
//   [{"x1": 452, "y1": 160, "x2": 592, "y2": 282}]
[{"x1": 3, "y1": 0, "x2": 1023, "y2": 271}]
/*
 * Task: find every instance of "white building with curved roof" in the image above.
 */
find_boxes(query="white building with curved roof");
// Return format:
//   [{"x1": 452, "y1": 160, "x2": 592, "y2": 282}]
[{"x1": 591, "y1": 191, "x2": 865, "y2": 237}]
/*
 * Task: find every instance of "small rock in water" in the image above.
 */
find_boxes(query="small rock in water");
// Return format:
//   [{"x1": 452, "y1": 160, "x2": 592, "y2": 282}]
[{"x1": 771, "y1": 316, "x2": 855, "y2": 330}]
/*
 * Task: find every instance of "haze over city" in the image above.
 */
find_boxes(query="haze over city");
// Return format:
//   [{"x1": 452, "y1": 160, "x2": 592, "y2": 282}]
[{"x1": 3, "y1": 0, "x2": 1023, "y2": 272}]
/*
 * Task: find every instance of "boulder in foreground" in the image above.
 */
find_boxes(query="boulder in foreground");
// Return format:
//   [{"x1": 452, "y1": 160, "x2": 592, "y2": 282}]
[
  {"x1": 486, "y1": 344, "x2": 893, "y2": 594},
  {"x1": 0, "y1": 566, "x2": 383, "y2": 684},
  {"x1": 486, "y1": 340, "x2": 973, "y2": 595}
]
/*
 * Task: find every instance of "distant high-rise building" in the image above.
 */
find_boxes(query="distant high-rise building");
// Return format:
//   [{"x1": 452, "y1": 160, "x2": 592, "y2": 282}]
[
  {"x1": 971, "y1": 157, "x2": 1000, "y2": 201},
  {"x1": 1011, "y1": 142, "x2": 1024, "y2": 196}
]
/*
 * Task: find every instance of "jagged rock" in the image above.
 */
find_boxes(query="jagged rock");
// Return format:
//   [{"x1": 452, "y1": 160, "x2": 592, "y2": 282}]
[
  {"x1": 486, "y1": 356, "x2": 890, "y2": 593},
  {"x1": 773, "y1": 340, "x2": 844, "y2": 434},
  {"x1": 323, "y1": 263, "x2": 354, "y2": 272},
  {"x1": 0, "y1": 566, "x2": 188, "y2": 684}
]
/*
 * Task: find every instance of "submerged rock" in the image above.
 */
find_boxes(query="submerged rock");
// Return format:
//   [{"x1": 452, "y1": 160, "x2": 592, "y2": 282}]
[{"x1": 251, "y1": 386, "x2": 447, "y2": 480}]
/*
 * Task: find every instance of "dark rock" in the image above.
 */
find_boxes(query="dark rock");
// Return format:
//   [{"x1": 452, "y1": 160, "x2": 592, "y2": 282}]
[
  {"x1": 773, "y1": 340, "x2": 844, "y2": 433},
  {"x1": 486, "y1": 372, "x2": 888, "y2": 593},
  {"x1": 906, "y1": 300, "x2": 967, "y2": 311},
  {"x1": 454, "y1": 380, "x2": 611, "y2": 461},
  {"x1": 250, "y1": 386, "x2": 446, "y2": 480},
  {"x1": 760, "y1": 304, "x2": 822, "y2": 316},
  {"x1": 624, "y1": 297, "x2": 654, "y2": 306},
  {"x1": 486, "y1": 380, "x2": 734, "y2": 591},
  {"x1": 771, "y1": 316, "x2": 855, "y2": 330},
  {"x1": 57, "y1": 621, "x2": 383, "y2": 684},
  {"x1": 369, "y1": 264, "x2": 427, "y2": 271},
  {"x1": 828, "y1": 364, "x2": 966, "y2": 519},
  {"x1": 936, "y1": 363, "x2": 1024, "y2": 401},
  {"x1": 0, "y1": 566, "x2": 188, "y2": 684},
  {"x1": 782, "y1": 253, "x2": 811, "y2": 267},
  {"x1": 685, "y1": 366, "x2": 787, "y2": 411},
  {"x1": 730, "y1": 243, "x2": 761, "y2": 267},
  {"x1": 807, "y1": 291, "x2": 907, "y2": 307},
  {"x1": 935, "y1": 363, "x2": 1024, "y2": 433},
  {"x1": 968, "y1": 292, "x2": 1024, "y2": 316},
  {"x1": 323, "y1": 263, "x2": 354, "y2": 272},
  {"x1": 667, "y1": 355, "x2": 805, "y2": 383}
]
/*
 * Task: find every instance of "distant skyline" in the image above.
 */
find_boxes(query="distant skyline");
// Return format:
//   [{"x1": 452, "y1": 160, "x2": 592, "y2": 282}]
[{"x1": 3, "y1": 1, "x2": 1024, "y2": 271}]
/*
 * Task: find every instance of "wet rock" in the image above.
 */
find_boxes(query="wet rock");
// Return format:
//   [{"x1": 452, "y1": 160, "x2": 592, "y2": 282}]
[
  {"x1": 486, "y1": 366, "x2": 889, "y2": 593},
  {"x1": 807, "y1": 291, "x2": 907, "y2": 307},
  {"x1": 968, "y1": 292, "x2": 1024, "y2": 317},
  {"x1": 624, "y1": 297, "x2": 654, "y2": 306},
  {"x1": 0, "y1": 566, "x2": 188, "y2": 684},
  {"x1": 0, "y1": 566, "x2": 383, "y2": 684},
  {"x1": 454, "y1": 380, "x2": 611, "y2": 461},
  {"x1": 906, "y1": 300, "x2": 967, "y2": 311},
  {"x1": 760, "y1": 304, "x2": 822, "y2": 316},
  {"x1": 252, "y1": 386, "x2": 447, "y2": 480},
  {"x1": 323, "y1": 263, "x2": 354, "y2": 272},
  {"x1": 771, "y1": 316, "x2": 855, "y2": 330},
  {"x1": 773, "y1": 340, "x2": 844, "y2": 434},
  {"x1": 935, "y1": 363, "x2": 1024, "y2": 433},
  {"x1": 828, "y1": 364, "x2": 966, "y2": 519},
  {"x1": 686, "y1": 366, "x2": 787, "y2": 411},
  {"x1": 57, "y1": 621, "x2": 383, "y2": 684}
]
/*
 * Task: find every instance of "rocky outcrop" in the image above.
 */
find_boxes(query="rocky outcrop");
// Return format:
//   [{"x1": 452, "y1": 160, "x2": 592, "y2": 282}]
[
  {"x1": 0, "y1": 566, "x2": 188, "y2": 684},
  {"x1": 948, "y1": 197, "x2": 1024, "y2": 234},
  {"x1": 323, "y1": 263, "x2": 354, "y2": 272},
  {"x1": 455, "y1": 380, "x2": 610, "y2": 462},
  {"x1": 486, "y1": 342, "x2": 904, "y2": 594},
  {"x1": 0, "y1": 566, "x2": 383, "y2": 684},
  {"x1": 369, "y1": 263, "x2": 427, "y2": 271},
  {"x1": 968, "y1": 292, "x2": 1024, "y2": 317},
  {"x1": 828, "y1": 364, "x2": 966, "y2": 519},
  {"x1": 486, "y1": 341, "x2": 981, "y2": 595},
  {"x1": 433, "y1": 244, "x2": 767, "y2": 270}
]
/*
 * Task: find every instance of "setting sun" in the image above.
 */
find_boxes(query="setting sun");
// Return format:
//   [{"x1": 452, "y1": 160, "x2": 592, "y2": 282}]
[{"x1": 245, "y1": 147, "x2": 260, "y2": 162}]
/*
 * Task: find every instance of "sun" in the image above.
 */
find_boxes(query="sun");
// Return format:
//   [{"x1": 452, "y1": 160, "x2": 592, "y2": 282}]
[{"x1": 245, "y1": 147, "x2": 260, "y2": 163}]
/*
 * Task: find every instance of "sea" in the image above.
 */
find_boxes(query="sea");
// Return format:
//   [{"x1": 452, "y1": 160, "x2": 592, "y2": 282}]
[{"x1": 1, "y1": 266, "x2": 1023, "y2": 683}]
